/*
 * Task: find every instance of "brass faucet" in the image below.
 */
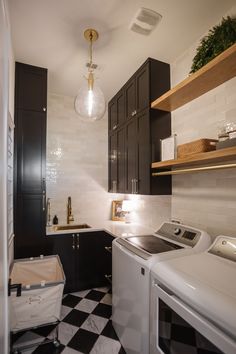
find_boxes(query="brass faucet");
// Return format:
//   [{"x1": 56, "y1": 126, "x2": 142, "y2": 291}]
[{"x1": 67, "y1": 196, "x2": 74, "y2": 224}]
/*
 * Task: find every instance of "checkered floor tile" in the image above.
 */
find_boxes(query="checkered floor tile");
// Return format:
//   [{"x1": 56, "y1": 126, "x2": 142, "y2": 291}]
[{"x1": 11, "y1": 286, "x2": 126, "y2": 354}]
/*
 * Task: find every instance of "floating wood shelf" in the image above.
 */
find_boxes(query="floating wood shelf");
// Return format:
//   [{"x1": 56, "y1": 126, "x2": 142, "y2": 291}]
[
  {"x1": 151, "y1": 43, "x2": 236, "y2": 112},
  {"x1": 152, "y1": 146, "x2": 236, "y2": 176}
]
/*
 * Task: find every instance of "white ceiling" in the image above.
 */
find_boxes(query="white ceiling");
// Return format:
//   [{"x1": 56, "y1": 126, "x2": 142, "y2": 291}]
[{"x1": 9, "y1": 0, "x2": 235, "y2": 101}]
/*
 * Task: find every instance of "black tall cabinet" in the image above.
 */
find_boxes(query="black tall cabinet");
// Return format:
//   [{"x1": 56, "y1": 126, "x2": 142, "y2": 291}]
[
  {"x1": 14, "y1": 62, "x2": 48, "y2": 259},
  {"x1": 108, "y1": 58, "x2": 171, "y2": 195}
]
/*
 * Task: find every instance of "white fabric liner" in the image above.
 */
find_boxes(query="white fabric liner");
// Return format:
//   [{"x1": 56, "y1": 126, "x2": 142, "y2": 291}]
[
  {"x1": 10, "y1": 257, "x2": 64, "y2": 286},
  {"x1": 10, "y1": 256, "x2": 65, "y2": 331}
]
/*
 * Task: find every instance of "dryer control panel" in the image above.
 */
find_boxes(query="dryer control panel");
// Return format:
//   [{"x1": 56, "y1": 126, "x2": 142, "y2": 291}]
[{"x1": 209, "y1": 236, "x2": 236, "y2": 262}]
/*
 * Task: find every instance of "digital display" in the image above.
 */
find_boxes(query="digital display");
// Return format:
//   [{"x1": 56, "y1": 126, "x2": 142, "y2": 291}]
[{"x1": 182, "y1": 231, "x2": 196, "y2": 240}]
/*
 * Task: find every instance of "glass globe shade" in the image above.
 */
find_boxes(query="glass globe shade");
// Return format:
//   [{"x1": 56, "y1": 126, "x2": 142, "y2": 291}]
[{"x1": 74, "y1": 80, "x2": 106, "y2": 121}]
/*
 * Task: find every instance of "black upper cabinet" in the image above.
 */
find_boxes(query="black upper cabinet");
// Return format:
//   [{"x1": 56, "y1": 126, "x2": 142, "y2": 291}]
[
  {"x1": 108, "y1": 97, "x2": 117, "y2": 132},
  {"x1": 117, "y1": 90, "x2": 125, "y2": 127},
  {"x1": 14, "y1": 62, "x2": 48, "y2": 259},
  {"x1": 126, "y1": 118, "x2": 138, "y2": 193},
  {"x1": 136, "y1": 64, "x2": 149, "y2": 113},
  {"x1": 17, "y1": 110, "x2": 46, "y2": 194},
  {"x1": 108, "y1": 89, "x2": 125, "y2": 133},
  {"x1": 108, "y1": 58, "x2": 171, "y2": 195},
  {"x1": 16, "y1": 62, "x2": 47, "y2": 112},
  {"x1": 125, "y1": 63, "x2": 149, "y2": 120},
  {"x1": 117, "y1": 127, "x2": 126, "y2": 193},
  {"x1": 108, "y1": 132, "x2": 118, "y2": 192},
  {"x1": 137, "y1": 111, "x2": 150, "y2": 195},
  {"x1": 125, "y1": 78, "x2": 136, "y2": 120}
]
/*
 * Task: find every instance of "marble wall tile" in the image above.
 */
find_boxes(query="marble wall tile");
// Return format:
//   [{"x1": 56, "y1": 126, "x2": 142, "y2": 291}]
[
  {"x1": 46, "y1": 93, "x2": 170, "y2": 228},
  {"x1": 171, "y1": 4, "x2": 236, "y2": 238}
]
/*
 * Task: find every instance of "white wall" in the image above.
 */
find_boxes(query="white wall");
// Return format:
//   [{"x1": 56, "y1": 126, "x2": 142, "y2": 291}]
[{"x1": 171, "y1": 5, "x2": 236, "y2": 237}]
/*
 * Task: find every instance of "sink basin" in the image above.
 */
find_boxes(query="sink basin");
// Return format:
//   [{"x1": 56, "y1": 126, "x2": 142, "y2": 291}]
[{"x1": 52, "y1": 224, "x2": 91, "y2": 231}]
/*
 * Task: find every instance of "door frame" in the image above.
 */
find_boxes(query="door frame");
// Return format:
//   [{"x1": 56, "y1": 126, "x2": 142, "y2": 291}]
[{"x1": 0, "y1": 0, "x2": 11, "y2": 352}]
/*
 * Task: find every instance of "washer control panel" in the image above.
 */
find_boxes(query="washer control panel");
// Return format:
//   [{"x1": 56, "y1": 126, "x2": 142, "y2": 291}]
[{"x1": 156, "y1": 223, "x2": 200, "y2": 247}]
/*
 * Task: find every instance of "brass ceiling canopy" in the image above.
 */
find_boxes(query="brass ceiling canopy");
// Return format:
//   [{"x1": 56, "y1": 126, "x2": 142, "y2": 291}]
[{"x1": 84, "y1": 28, "x2": 99, "y2": 42}]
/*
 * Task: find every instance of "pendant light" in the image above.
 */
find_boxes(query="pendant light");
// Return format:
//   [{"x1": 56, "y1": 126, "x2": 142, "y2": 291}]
[{"x1": 74, "y1": 28, "x2": 106, "y2": 121}]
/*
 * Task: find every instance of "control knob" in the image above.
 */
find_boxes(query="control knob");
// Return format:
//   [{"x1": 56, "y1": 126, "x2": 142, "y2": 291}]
[{"x1": 174, "y1": 228, "x2": 181, "y2": 236}]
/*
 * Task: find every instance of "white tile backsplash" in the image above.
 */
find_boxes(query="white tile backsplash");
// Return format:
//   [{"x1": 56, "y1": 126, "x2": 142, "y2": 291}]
[
  {"x1": 46, "y1": 93, "x2": 170, "y2": 229},
  {"x1": 171, "y1": 4, "x2": 236, "y2": 238}
]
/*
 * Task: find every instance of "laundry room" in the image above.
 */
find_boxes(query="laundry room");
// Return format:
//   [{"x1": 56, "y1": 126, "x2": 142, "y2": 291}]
[{"x1": 0, "y1": 0, "x2": 236, "y2": 353}]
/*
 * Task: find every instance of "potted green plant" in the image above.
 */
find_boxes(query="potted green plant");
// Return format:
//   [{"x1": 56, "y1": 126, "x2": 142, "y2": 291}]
[{"x1": 190, "y1": 16, "x2": 236, "y2": 74}]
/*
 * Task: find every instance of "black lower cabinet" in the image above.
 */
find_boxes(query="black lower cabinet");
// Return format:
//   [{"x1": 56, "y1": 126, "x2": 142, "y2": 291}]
[
  {"x1": 50, "y1": 234, "x2": 76, "y2": 294},
  {"x1": 50, "y1": 231, "x2": 114, "y2": 294}
]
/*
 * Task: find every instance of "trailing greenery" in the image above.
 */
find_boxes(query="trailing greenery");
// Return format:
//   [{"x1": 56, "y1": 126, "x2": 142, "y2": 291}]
[{"x1": 190, "y1": 16, "x2": 236, "y2": 74}]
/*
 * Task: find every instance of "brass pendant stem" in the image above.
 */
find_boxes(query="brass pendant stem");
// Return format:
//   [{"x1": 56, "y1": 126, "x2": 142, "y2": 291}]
[
  {"x1": 88, "y1": 72, "x2": 94, "y2": 90},
  {"x1": 84, "y1": 29, "x2": 99, "y2": 89},
  {"x1": 89, "y1": 34, "x2": 93, "y2": 66}
]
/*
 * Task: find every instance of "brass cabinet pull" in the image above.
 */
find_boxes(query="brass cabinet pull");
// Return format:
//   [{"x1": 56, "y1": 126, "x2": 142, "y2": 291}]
[{"x1": 76, "y1": 233, "x2": 79, "y2": 249}]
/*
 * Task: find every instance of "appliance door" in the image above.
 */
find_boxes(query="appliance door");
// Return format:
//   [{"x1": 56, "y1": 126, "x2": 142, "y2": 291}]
[
  {"x1": 112, "y1": 240, "x2": 150, "y2": 354},
  {"x1": 150, "y1": 277, "x2": 236, "y2": 354}
]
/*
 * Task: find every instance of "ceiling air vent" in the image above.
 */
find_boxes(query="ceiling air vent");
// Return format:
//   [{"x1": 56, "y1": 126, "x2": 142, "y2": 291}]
[{"x1": 129, "y1": 7, "x2": 162, "y2": 35}]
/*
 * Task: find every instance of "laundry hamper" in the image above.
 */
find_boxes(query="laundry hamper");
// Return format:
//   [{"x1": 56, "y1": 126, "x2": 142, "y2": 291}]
[{"x1": 10, "y1": 255, "x2": 65, "y2": 353}]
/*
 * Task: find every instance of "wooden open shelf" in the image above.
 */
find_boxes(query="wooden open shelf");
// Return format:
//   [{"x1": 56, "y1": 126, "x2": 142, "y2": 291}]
[
  {"x1": 151, "y1": 43, "x2": 236, "y2": 112},
  {"x1": 152, "y1": 146, "x2": 236, "y2": 173}
]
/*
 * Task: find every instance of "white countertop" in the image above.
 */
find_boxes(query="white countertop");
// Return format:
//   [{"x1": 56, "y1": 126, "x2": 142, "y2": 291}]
[{"x1": 46, "y1": 220, "x2": 154, "y2": 238}]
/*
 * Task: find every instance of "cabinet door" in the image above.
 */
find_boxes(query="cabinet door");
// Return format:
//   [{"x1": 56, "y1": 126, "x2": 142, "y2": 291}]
[
  {"x1": 108, "y1": 98, "x2": 117, "y2": 132},
  {"x1": 117, "y1": 90, "x2": 125, "y2": 126},
  {"x1": 76, "y1": 232, "x2": 98, "y2": 290},
  {"x1": 14, "y1": 194, "x2": 47, "y2": 259},
  {"x1": 126, "y1": 119, "x2": 138, "y2": 193},
  {"x1": 138, "y1": 111, "x2": 151, "y2": 195},
  {"x1": 97, "y1": 232, "x2": 114, "y2": 284},
  {"x1": 125, "y1": 78, "x2": 136, "y2": 120},
  {"x1": 15, "y1": 62, "x2": 47, "y2": 112},
  {"x1": 117, "y1": 127, "x2": 125, "y2": 193},
  {"x1": 51, "y1": 234, "x2": 76, "y2": 294},
  {"x1": 16, "y1": 110, "x2": 46, "y2": 194},
  {"x1": 76, "y1": 232, "x2": 114, "y2": 291},
  {"x1": 108, "y1": 132, "x2": 118, "y2": 192},
  {"x1": 136, "y1": 64, "x2": 149, "y2": 114}
]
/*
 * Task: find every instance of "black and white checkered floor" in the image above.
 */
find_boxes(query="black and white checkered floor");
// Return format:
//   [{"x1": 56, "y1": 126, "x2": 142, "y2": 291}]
[{"x1": 12, "y1": 286, "x2": 126, "y2": 354}]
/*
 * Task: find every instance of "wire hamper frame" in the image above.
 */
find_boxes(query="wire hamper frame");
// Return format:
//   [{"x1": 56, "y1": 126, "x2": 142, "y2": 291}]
[{"x1": 9, "y1": 255, "x2": 65, "y2": 354}]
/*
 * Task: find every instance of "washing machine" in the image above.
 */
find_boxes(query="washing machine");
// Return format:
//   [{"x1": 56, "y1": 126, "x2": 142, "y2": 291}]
[
  {"x1": 150, "y1": 234, "x2": 236, "y2": 354},
  {"x1": 112, "y1": 221, "x2": 211, "y2": 354}
]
